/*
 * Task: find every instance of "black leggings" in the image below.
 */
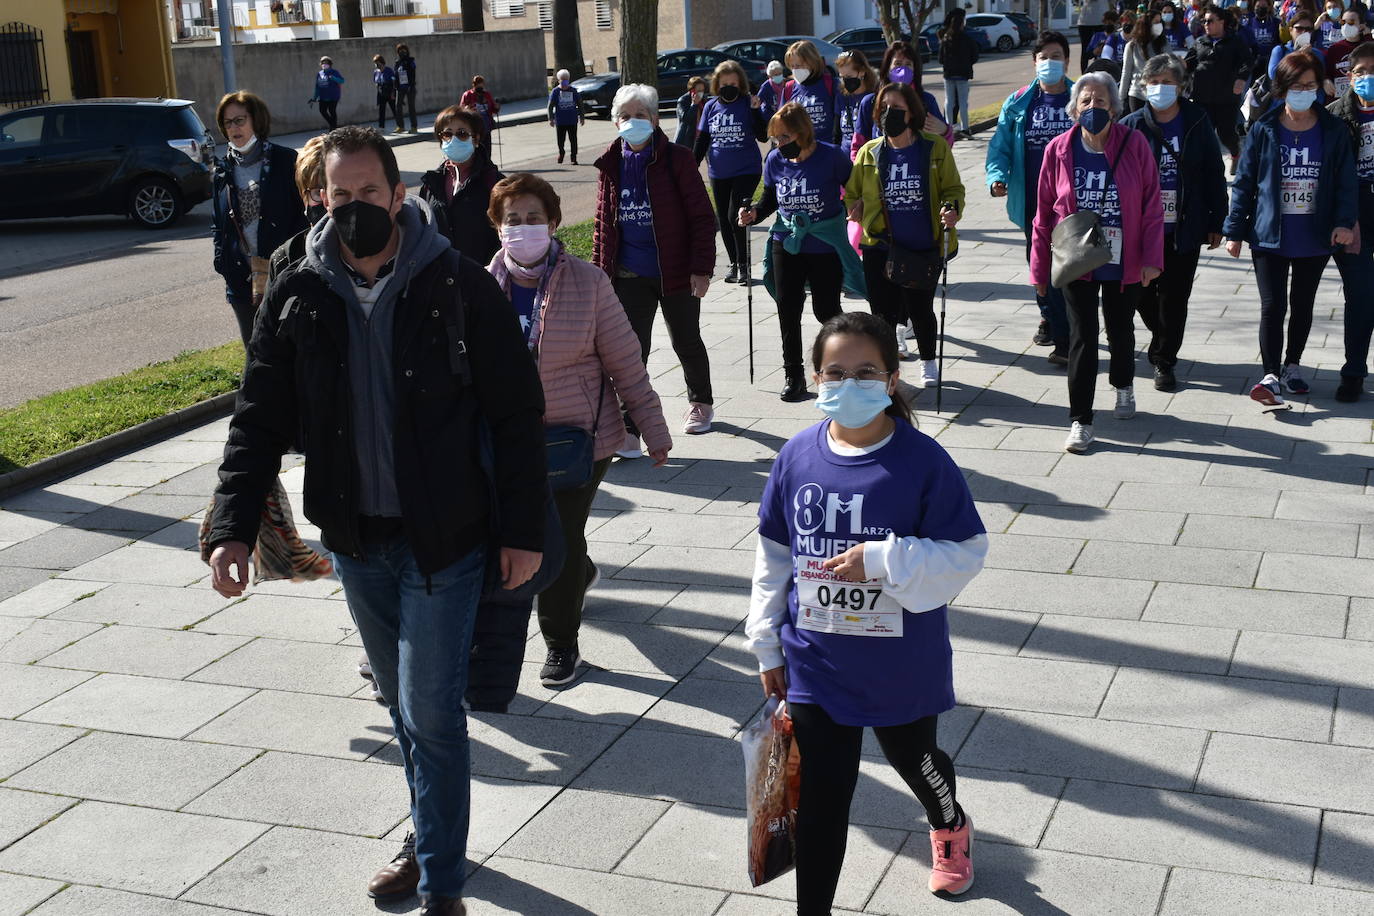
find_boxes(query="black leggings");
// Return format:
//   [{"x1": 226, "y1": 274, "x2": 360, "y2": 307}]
[
  {"x1": 376, "y1": 92, "x2": 400, "y2": 130},
  {"x1": 1135, "y1": 238, "x2": 1201, "y2": 369},
  {"x1": 556, "y1": 123, "x2": 578, "y2": 159},
  {"x1": 791, "y1": 702, "x2": 962, "y2": 916},
  {"x1": 318, "y1": 99, "x2": 338, "y2": 130},
  {"x1": 711, "y1": 174, "x2": 761, "y2": 268},
  {"x1": 861, "y1": 247, "x2": 938, "y2": 359},
  {"x1": 1063, "y1": 279, "x2": 1140, "y2": 425},
  {"x1": 771, "y1": 241, "x2": 844, "y2": 369},
  {"x1": 1252, "y1": 249, "x2": 1329, "y2": 376}
]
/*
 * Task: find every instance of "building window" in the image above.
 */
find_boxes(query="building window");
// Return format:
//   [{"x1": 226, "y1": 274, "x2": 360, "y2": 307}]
[
  {"x1": 537, "y1": 1, "x2": 552, "y2": 29},
  {"x1": 491, "y1": 0, "x2": 526, "y2": 17},
  {"x1": 607, "y1": 55, "x2": 616, "y2": 71},
  {"x1": 0, "y1": 22, "x2": 49, "y2": 107},
  {"x1": 595, "y1": 0, "x2": 612, "y2": 29}
]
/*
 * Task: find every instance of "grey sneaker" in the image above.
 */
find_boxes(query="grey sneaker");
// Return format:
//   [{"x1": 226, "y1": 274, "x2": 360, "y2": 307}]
[
  {"x1": 683, "y1": 402, "x2": 714, "y2": 434},
  {"x1": 540, "y1": 646, "x2": 581, "y2": 688},
  {"x1": 1114, "y1": 386, "x2": 1136, "y2": 419}
]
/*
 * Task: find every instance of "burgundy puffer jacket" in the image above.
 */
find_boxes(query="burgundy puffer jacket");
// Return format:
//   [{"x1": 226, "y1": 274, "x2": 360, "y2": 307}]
[{"x1": 592, "y1": 127, "x2": 717, "y2": 296}]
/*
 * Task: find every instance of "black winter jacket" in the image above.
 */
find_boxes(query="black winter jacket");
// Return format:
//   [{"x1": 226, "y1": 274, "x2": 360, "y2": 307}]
[
  {"x1": 1120, "y1": 98, "x2": 1228, "y2": 252},
  {"x1": 1185, "y1": 33, "x2": 1253, "y2": 106},
  {"x1": 211, "y1": 142, "x2": 308, "y2": 305},
  {"x1": 208, "y1": 225, "x2": 547, "y2": 576},
  {"x1": 939, "y1": 31, "x2": 980, "y2": 80},
  {"x1": 418, "y1": 154, "x2": 504, "y2": 265}
]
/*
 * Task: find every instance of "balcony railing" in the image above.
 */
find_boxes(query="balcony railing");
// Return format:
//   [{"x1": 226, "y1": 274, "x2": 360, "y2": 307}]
[
  {"x1": 274, "y1": 1, "x2": 321, "y2": 24},
  {"x1": 361, "y1": 0, "x2": 422, "y2": 17}
]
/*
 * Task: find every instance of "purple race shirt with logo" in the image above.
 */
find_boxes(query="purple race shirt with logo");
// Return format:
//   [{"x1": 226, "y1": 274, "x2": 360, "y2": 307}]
[
  {"x1": 764, "y1": 141, "x2": 852, "y2": 254},
  {"x1": 789, "y1": 77, "x2": 837, "y2": 141},
  {"x1": 617, "y1": 153, "x2": 660, "y2": 277},
  {"x1": 880, "y1": 142, "x2": 935, "y2": 252},
  {"x1": 1024, "y1": 90, "x2": 1073, "y2": 204},
  {"x1": 1072, "y1": 134, "x2": 1124, "y2": 283},
  {"x1": 757, "y1": 420, "x2": 984, "y2": 727},
  {"x1": 1275, "y1": 124, "x2": 1329, "y2": 259},
  {"x1": 1158, "y1": 116, "x2": 1184, "y2": 234},
  {"x1": 697, "y1": 96, "x2": 763, "y2": 179}
]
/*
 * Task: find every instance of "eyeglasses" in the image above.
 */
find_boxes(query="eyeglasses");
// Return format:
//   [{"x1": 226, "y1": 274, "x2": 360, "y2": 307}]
[
  {"x1": 307, "y1": 188, "x2": 323, "y2": 204},
  {"x1": 437, "y1": 128, "x2": 474, "y2": 141},
  {"x1": 221, "y1": 115, "x2": 249, "y2": 129},
  {"x1": 818, "y1": 368, "x2": 892, "y2": 384},
  {"x1": 1289, "y1": 81, "x2": 1321, "y2": 91}
]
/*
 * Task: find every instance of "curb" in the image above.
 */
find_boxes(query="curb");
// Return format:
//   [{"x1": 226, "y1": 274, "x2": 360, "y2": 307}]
[{"x1": 0, "y1": 391, "x2": 238, "y2": 501}]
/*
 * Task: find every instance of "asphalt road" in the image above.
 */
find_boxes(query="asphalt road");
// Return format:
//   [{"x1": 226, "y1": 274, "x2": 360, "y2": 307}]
[{"x1": 0, "y1": 44, "x2": 1040, "y2": 408}]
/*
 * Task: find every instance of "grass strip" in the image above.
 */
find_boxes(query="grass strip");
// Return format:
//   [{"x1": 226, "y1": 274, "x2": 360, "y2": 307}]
[{"x1": 0, "y1": 342, "x2": 245, "y2": 474}]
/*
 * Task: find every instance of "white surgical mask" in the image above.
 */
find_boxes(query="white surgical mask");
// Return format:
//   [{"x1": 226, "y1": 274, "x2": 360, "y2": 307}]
[
  {"x1": 228, "y1": 134, "x2": 258, "y2": 155},
  {"x1": 1152, "y1": 22, "x2": 1165, "y2": 36},
  {"x1": 1342, "y1": 23, "x2": 1361, "y2": 40},
  {"x1": 1294, "y1": 31, "x2": 1312, "y2": 48},
  {"x1": 791, "y1": 67, "x2": 812, "y2": 83}
]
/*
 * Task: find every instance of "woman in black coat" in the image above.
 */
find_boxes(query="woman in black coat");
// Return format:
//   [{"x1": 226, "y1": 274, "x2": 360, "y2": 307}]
[
  {"x1": 211, "y1": 90, "x2": 307, "y2": 346},
  {"x1": 418, "y1": 105, "x2": 504, "y2": 264},
  {"x1": 1185, "y1": 5, "x2": 1254, "y2": 165}
]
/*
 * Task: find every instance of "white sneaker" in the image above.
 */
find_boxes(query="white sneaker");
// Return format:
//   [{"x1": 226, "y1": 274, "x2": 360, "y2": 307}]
[
  {"x1": 902, "y1": 320, "x2": 915, "y2": 341},
  {"x1": 1114, "y1": 386, "x2": 1136, "y2": 419},
  {"x1": 615, "y1": 433, "x2": 643, "y2": 459},
  {"x1": 897, "y1": 335, "x2": 913, "y2": 360},
  {"x1": 919, "y1": 359, "x2": 940, "y2": 388},
  {"x1": 358, "y1": 655, "x2": 372, "y2": 680},
  {"x1": 1064, "y1": 422, "x2": 1094, "y2": 453},
  {"x1": 683, "y1": 402, "x2": 714, "y2": 434}
]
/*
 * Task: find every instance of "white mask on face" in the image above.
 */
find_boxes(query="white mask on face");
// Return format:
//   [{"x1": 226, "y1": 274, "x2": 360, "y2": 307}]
[
  {"x1": 1152, "y1": 22, "x2": 1165, "y2": 36},
  {"x1": 229, "y1": 134, "x2": 258, "y2": 155},
  {"x1": 791, "y1": 67, "x2": 812, "y2": 83},
  {"x1": 1342, "y1": 23, "x2": 1361, "y2": 40},
  {"x1": 1294, "y1": 30, "x2": 1313, "y2": 48}
]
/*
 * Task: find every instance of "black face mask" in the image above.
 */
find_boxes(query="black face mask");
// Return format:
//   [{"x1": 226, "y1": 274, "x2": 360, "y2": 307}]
[
  {"x1": 332, "y1": 199, "x2": 395, "y2": 259},
  {"x1": 777, "y1": 139, "x2": 802, "y2": 159},
  {"x1": 842, "y1": 76, "x2": 863, "y2": 93},
  {"x1": 720, "y1": 84, "x2": 741, "y2": 102},
  {"x1": 307, "y1": 203, "x2": 327, "y2": 225},
  {"x1": 883, "y1": 107, "x2": 911, "y2": 137}
]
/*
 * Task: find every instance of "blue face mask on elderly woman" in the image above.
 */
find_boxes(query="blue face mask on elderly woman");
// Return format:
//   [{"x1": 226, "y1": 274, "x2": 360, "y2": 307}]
[
  {"x1": 1079, "y1": 105, "x2": 1112, "y2": 135},
  {"x1": 618, "y1": 117, "x2": 654, "y2": 146}
]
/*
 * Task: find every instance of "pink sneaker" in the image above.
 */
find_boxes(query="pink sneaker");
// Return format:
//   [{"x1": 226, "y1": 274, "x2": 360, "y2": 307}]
[{"x1": 928, "y1": 816, "x2": 973, "y2": 895}]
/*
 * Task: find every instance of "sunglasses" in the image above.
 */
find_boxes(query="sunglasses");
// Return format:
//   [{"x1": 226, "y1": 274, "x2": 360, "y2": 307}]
[{"x1": 437, "y1": 128, "x2": 474, "y2": 141}]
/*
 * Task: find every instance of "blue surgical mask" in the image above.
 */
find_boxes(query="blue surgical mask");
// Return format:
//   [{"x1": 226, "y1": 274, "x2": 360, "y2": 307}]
[
  {"x1": 1036, "y1": 58, "x2": 1065, "y2": 85},
  {"x1": 441, "y1": 136, "x2": 474, "y2": 164},
  {"x1": 1355, "y1": 75, "x2": 1374, "y2": 101},
  {"x1": 1146, "y1": 83, "x2": 1179, "y2": 109},
  {"x1": 1079, "y1": 105, "x2": 1112, "y2": 134},
  {"x1": 770, "y1": 73, "x2": 785, "y2": 84},
  {"x1": 816, "y1": 379, "x2": 893, "y2": 429},
  {"x1": 618, "y1": 117, "x2": 654, "y2": 146},
  {"x1": 1329, "y1": 7, "x2": 1344, "y2": 20},
  {"x1": 1286, "y1": 88, "x2": 1318, "y2": 111},
  {"x1": 1162, "y1": 11, "x2": 1175, "y2": 22}
]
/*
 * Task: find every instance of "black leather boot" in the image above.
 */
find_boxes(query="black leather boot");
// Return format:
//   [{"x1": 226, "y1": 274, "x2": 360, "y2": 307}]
[{"x1": 780, "y1": 366, "x2": 808, "y2": 402}]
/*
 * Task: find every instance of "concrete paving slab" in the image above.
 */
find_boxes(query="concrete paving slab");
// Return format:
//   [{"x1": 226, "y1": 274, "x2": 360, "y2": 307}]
[
  {"x1": 23, "y1": 885, "x2": 256, "y2": 915},
  {"x1": 649, "y1": 583, "x2": 750, "y2": 631},
  {"x1": 1198, "y1": 732, "x2": 1374, "y2": 815},
  {"x1": 533, "y1": 668, "x2": 677, "y2": 727},
  {"x1": 1142, "y1": 581, "x2": 1349, "y2": 637},
  {"x1": 68, "y1": 493, "x2": 206, "y2": 534},
  {"x1": 955, "y1": 568, "x2": 1154, "y2": 619},
  {"x1": 613, "y1": 544, "x2": 755, "y2": 588},
  {"x1": 188, "y1": 638, "x2": 365, "y2": 696},
  {"x1": 1160, "y1": 868, "x2": 1374, "y2": 915},
  {"x1": 1073, "y1": 540, "x2": 1260, "y2": 587},
  {"x1": 982, "y1": 532, "x2": 1082, "y2": 573},
  {"x1": 497, "y1": 788, "x2": 669, "y2": 870},
  {"x1": 45, "y1": 582, "x2": 231, "y2": 629},
  {"x1": 531, "y1": 619, "x2": 726, "y2": 679},
  {"x1": 0, "y1": 616, "x2": 103, "y2": 664},
  {"x1": 0, "y1": 565, "x2": 61, "y2": 602},
  {"x1": 1008, "y1": 505, "x2": 1185, "y2": 545},
  {"x1": 947, "y1": 606, "x2": 1039, "y2": 656},
  {"x1": 58, "y1": 544, "x2": 209, "y2": 587},
  {"x1": 1018, "y1": 615, "x2": 1237, "y2": 675},
  {"x1": 952, "y1": 652, "x2": 1114, "y2": 717},
  {"x1": 464, "y1": 855, "x2": 728, "y2": 914},
  {"x1": 192, "y1": 593, "x2": 357, "y2": 643},
  {"x1": 635, "y1": 675, "x2": 764, "y2": 739},
  {"x1": 0, "y1": 662, "x2": 93, "y2": 718},
  {"x1": 468, "y1": 712, "x2": 626, "y2": 786},
  {"x1": 1101, "y1": 667, "x2": 1334, "y2": 741},
  {"x1": 0, "y1": 578, "x2": 104, "y2": 619},
  {"x1": 22, "y1": 672, "x2": 255, "y2": 739},
  {"x1": 1334, "y1": 686, "x2": 1374, "y2": 748},
  {"x1": 581, "y1": 579, "x2": 685, "y2": 625},
  {"x1": 0, "y1": 787, "x2": 77, "y2": 849},
  {"x1": 0, "y1": 527, "x2": 130, "y2": 571},
  {"x1": 186, "y1": 690, "x2": 394, "y2": 759},
  {"x1": 1315, "y1": 811, "x2": 1374, "y2": 893},
  {"x1": 0, "y1": 719, "x2": 84, "y2": 779},
  {"x1": 1231, "y1": 629, "x2": 1374, "y2": 689},
  {"x1": 572, "y1": 727, "x2": 745, "y2": 809},
  {"x1": 0, "y1": 873, "x2": 64, "y2": 916},
  {"x1": 39, "y1": 624, "x2": 249, "y2": 679},
  {"x1": 1108, "y1": 480, "x2": 1280, "y2": 517}
]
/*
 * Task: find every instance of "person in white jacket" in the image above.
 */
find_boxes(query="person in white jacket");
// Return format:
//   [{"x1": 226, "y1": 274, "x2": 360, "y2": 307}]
[{"x1": 744, "y1": 311, "x2": 988, "y2": 911}]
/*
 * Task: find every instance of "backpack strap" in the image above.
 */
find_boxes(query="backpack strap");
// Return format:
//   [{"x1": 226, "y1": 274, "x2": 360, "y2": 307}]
[{"x1": 440, "y1": 249, "x2": 473, "y2": 385}]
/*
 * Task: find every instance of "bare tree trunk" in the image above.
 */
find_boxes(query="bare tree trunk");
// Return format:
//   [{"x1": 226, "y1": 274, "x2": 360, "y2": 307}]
[
  {"x1": 336, "y1": 0, "x2": 362, "y2": 38},
  {"x1": 460, "y1": 0, "x2": 484, "y2": 31},
  {"x1": 553, "y1": 0, "x2": 585, "y2": 78},
  {"x1": 619, "y1": 0, "x2": 658, "y2": 87},
  {"x1": 876, "y1": 0, "x2": 903, "y2": 44}
]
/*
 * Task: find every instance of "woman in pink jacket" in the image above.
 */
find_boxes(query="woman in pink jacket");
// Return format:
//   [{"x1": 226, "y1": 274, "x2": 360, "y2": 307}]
[
  {"x1": 487, "y1": 173, "x2": 673, "y2": 688},
  {"x1": 1030, "y1": 71, "x2": 1164, "y2": 455}
]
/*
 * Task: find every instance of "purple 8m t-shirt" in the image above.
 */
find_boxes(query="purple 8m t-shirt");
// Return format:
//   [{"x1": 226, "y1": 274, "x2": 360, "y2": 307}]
[
  {"x1": 764, "y1": 141, "x2": 852, "y2": 255},
  {"x1": 697, "y1": 97, "x2": 763, "y2": 179},
  {"x1": 757, "y1": 420, "x2": 985, "y2": 727}
]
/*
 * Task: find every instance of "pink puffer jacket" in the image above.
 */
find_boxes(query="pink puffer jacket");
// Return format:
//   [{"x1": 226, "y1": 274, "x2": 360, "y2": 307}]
[{"x1": 487, "y1": 246, "x2": 672, "y2": 462}]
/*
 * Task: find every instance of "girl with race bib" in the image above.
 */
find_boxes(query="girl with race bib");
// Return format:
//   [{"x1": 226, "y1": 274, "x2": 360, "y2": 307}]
[
  {"x1": 745, "y1": 311, "x2": 987, "y2": 912},
  {"x1": 1224, "y1": 49, "x2": 1357, "y2": 408}
]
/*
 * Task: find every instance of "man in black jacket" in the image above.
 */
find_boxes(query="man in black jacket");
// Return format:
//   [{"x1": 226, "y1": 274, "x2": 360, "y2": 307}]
[
  {"x1": 1185, "y1": 6, "x2": 1254, "y2": 168},
  {"x1": 1121, "y1": 52, "x2": 1228, "y2": 391},
  {"x1": 207, "y1": 127, "x2": 545, "y2": 916},
  {"x1": 1328, "y1": 43, "x2": 1374, "y2": 401}
]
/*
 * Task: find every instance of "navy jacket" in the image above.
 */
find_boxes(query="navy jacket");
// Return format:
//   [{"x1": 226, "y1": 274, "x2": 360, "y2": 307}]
[
  {"x1": 395, "y1": 55, "x2": 417, "y2": 90},
  {"x1": 1223, "y1": 105, "x2": 1358, "y2": 249},
  {"x1": 1121, "y1": 98, "x2": 1228, "y2": 252},
  {"x1": 211, "y1": 142, "x2": 308, "y2": 305},
  {"x1": 418, "y1": 152, "x2": 504, "y2": 265}
]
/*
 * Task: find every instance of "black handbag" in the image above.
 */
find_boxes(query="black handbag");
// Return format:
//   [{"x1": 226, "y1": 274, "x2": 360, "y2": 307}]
[
  {"x1": 876, "y1": 141, "x2": 943, "y2": 291},
  {"x1": 544, "y1": 376, "x2": 605, "y2": 492}
]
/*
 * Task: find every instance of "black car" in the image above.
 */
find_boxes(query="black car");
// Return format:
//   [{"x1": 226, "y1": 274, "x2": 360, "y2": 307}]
[
  {"x1": 0, "y1": 98, "x2": 214, "y2": 228},
  {"x1": 573, "y1": 50, "x2": 769, "y2": 118},
  {"x1": 1005, "y1": 12, "x2": 1039, "y2": 45},
  {"x1": 824, "y1": 27, "x2": 910, "y2": 63},
  {"x1": 713, "y1": 38, "x2": 843, "y2": 77}
]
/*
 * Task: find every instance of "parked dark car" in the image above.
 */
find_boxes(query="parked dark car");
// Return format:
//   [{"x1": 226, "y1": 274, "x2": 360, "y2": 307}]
[
  {"x1": 572, "y1": 49, "x2": 769, "y2": 118},
  {"x1": 713, "y1": 39, "x2": 840, "y2": 79},
  {"x1": 825, "y1": 27, "x2": 914, "y2": 62},
  {"x1": 1005, "y1": 12, "x2": 1039, "y2": 46},
  {"x1": 0, "y1": 98, "x2": 214, "y2": 228},
  {"x1": 918, "y1": 23, "x2": 993, "y2": 60}
]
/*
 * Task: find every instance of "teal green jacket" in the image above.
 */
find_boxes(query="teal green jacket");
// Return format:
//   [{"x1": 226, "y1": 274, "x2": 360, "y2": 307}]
[{"x1": 761, "y1": 210, "x2": 867, "y2": 301}]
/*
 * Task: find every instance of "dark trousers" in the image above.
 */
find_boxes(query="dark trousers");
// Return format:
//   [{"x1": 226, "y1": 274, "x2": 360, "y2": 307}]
[
  {"x1": 711, "y1": 173, "x2": 761, "y2": 267},
  {"x1": 771, "y1": 241, "x2": 844, "y2": 369},
  {"x1": 377, "y1": 92, "x2": 400, "y2": 129},
  {"x1": 1077, "y1": 25, "x2": 1101, "y2": 73},
  {"x1": 1022, "y1": 224, "x2": 1070, "y2": 343},
  {"x1": 396, "y1": 85, "x2": 418, "y2": 131},
  {"x1": 861, "y1": 247, "x2": 938, "y2": 359},
  {"x1": 1135, "y1": 237, "x2": 1200, "y2": 369},
  {"x1": 537, "y1": 457, "x2": 611, "y2": 650},
  {"x1": 466, "y1": 593, "x2": 533, "y2": 712},
  {"x1": 791, "y1": 703, "x2": 962, "y2": 916},
  {"x1": 1200, "y1": 99, "x2": 1242, "y2": 158},
  {"x1": 228, "y1": 297, "x2": 255, "y2": 349},
  {"x1": 614, "y1": 273, "x2": 713, "y2": 426},
  {"x1": 555, "y1": 123, "x2": 578, "y2": 160},
  {"x1": 1251, "y1": 249, "x2": 1328, "y2": 376},
  {"x1": 1336, "y1": 246, "x2": 1374, "y2": 378},
  {"x1": 318, "y1": 99, "x2": 338, "y2": 130},
  {"x1": 1063, "y1": 279, "x2": 1141, "y2": 424}
]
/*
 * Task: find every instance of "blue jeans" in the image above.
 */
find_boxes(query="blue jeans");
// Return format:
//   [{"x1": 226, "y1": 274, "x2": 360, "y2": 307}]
[
  {"x1": 333, "y1": 538, "x2": 486, "y2": 900},
  {"x1": 1022, "y1": 224, "x2": 1070, "y2": 344},
  {"x1": 944, "y1": 78, "x2": 971, "y2": 132}
]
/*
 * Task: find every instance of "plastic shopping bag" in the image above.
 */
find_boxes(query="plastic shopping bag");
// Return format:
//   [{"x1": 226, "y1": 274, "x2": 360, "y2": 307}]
[{"x1": 742, "y1": 696, "x2": 801, "y2": 887}]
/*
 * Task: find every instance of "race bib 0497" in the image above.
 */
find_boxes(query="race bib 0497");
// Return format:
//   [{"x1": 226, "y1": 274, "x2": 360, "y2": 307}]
[{"x1": 794, "y1": 555, "x2": 902, "y2": 638}]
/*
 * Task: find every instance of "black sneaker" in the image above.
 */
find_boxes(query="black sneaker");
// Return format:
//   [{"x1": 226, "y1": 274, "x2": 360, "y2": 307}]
[
  {"x1": 1336, "y1": 376, "x2": 1363, "y2": 402},
  {"x1": 540, "y1": 646, "x2": 581, "y2": 688},
  {"x1": 1032, "y1": 320, "x2": 1052, "y2": 346},
  {"x1": 724, "y1": 263, "x2": 739, "y2": 283},
  {"x1": 1153, "y1": 364, "x2": 1177, "y2": 391},
  {"x1": 1047, "y1": 342, "x2": 1069, "y2": 366}
]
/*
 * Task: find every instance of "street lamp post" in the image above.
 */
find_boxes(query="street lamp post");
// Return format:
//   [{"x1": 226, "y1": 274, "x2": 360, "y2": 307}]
[{"x1": 216, "y1": 0, "x2": 237, "y2": 92}]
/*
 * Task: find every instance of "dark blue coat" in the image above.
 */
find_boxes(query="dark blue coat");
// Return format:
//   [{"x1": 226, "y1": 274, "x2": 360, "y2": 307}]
[
  {"x1": 1222, "y1": 105, "x2": 1358, "y2": 249},
  {"x1": 1121, "y1": 98, "x2": 1228, "y2": 252},
  {"x1": 212, "y1": 142, "x2": 308, "y2": 305}
]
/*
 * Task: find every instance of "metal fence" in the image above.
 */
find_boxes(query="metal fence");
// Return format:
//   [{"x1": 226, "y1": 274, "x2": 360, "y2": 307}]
[
  {"x1": 361, "y1": 0, "x2": 423, "y2": 16},
  {"x1": 274, "y1": 1, "x2": 323, "y2": 25},
  {"x1": 0, "y1": 22, "x2": 49, "y2": 108}
]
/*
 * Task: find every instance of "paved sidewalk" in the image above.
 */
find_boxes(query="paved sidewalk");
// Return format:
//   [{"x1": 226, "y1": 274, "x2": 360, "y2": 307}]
[{"x1": 3, "y1": 140, "x2": 1374, "y2": 915}]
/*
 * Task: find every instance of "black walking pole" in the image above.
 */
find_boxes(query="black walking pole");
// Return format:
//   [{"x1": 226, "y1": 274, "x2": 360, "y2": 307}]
[
  {"x1": 936, "y1": 204, "x2": 953, "y2": 414},
  {"x1": 742, "y1": 218, "x2": 755, "y2": 384}
]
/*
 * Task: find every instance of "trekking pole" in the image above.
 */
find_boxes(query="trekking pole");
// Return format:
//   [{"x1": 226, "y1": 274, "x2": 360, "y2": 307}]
[
  {"x1": 493, "y1": 112, "x2": 503, "y2": 169},
  {"x1": 742, "y1": 219, "x2": 755, "y2": 384},
  {"x1": 936, "y1": 203, "x2": 953, "y2": 414}
]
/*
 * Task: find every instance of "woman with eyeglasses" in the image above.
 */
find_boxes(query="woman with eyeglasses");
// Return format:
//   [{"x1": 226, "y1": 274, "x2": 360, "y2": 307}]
[
  {"x1": 745, "y1": 311, "x2": 987, "y2": 912},
  {"x1": 592, "y1": 84, "x2": 718, "y2": 445},
  {"x1": 418, "y1": 105, "x2": 504, "y2": 265},
  {"x1": 1224, "y1": 49, "x2": 1357, "y2": 408},
  {"x1": 1186, "y1": 5, "x2": 1254, "y2": 169},
  {"x1": 211, "y1": 90, "x2": 308, "y2": 347},
  {"x1": 739, "y1": 102, "x2": 865, "y2": 402},
  {"x1": 1268, "y1": 14, "x2": 1324, "y2": 81},
  {"x1": 310, "y1": 56, "x2": 344, "y2": 130}
]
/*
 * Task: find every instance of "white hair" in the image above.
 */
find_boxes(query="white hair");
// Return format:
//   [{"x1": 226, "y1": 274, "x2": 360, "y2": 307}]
[
  {"x1": 556, "y1": 68, "x2": 570, "y2": 81},
  {"x1": 1066, "y1": 71, "x2": 1123, "y2": 120},
  {"x1": 767, "y1": 59, "x2": 785, "y2": 74},
  {"x1": 612, "y1": 83, "x2": 659, "y2": 122}
]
